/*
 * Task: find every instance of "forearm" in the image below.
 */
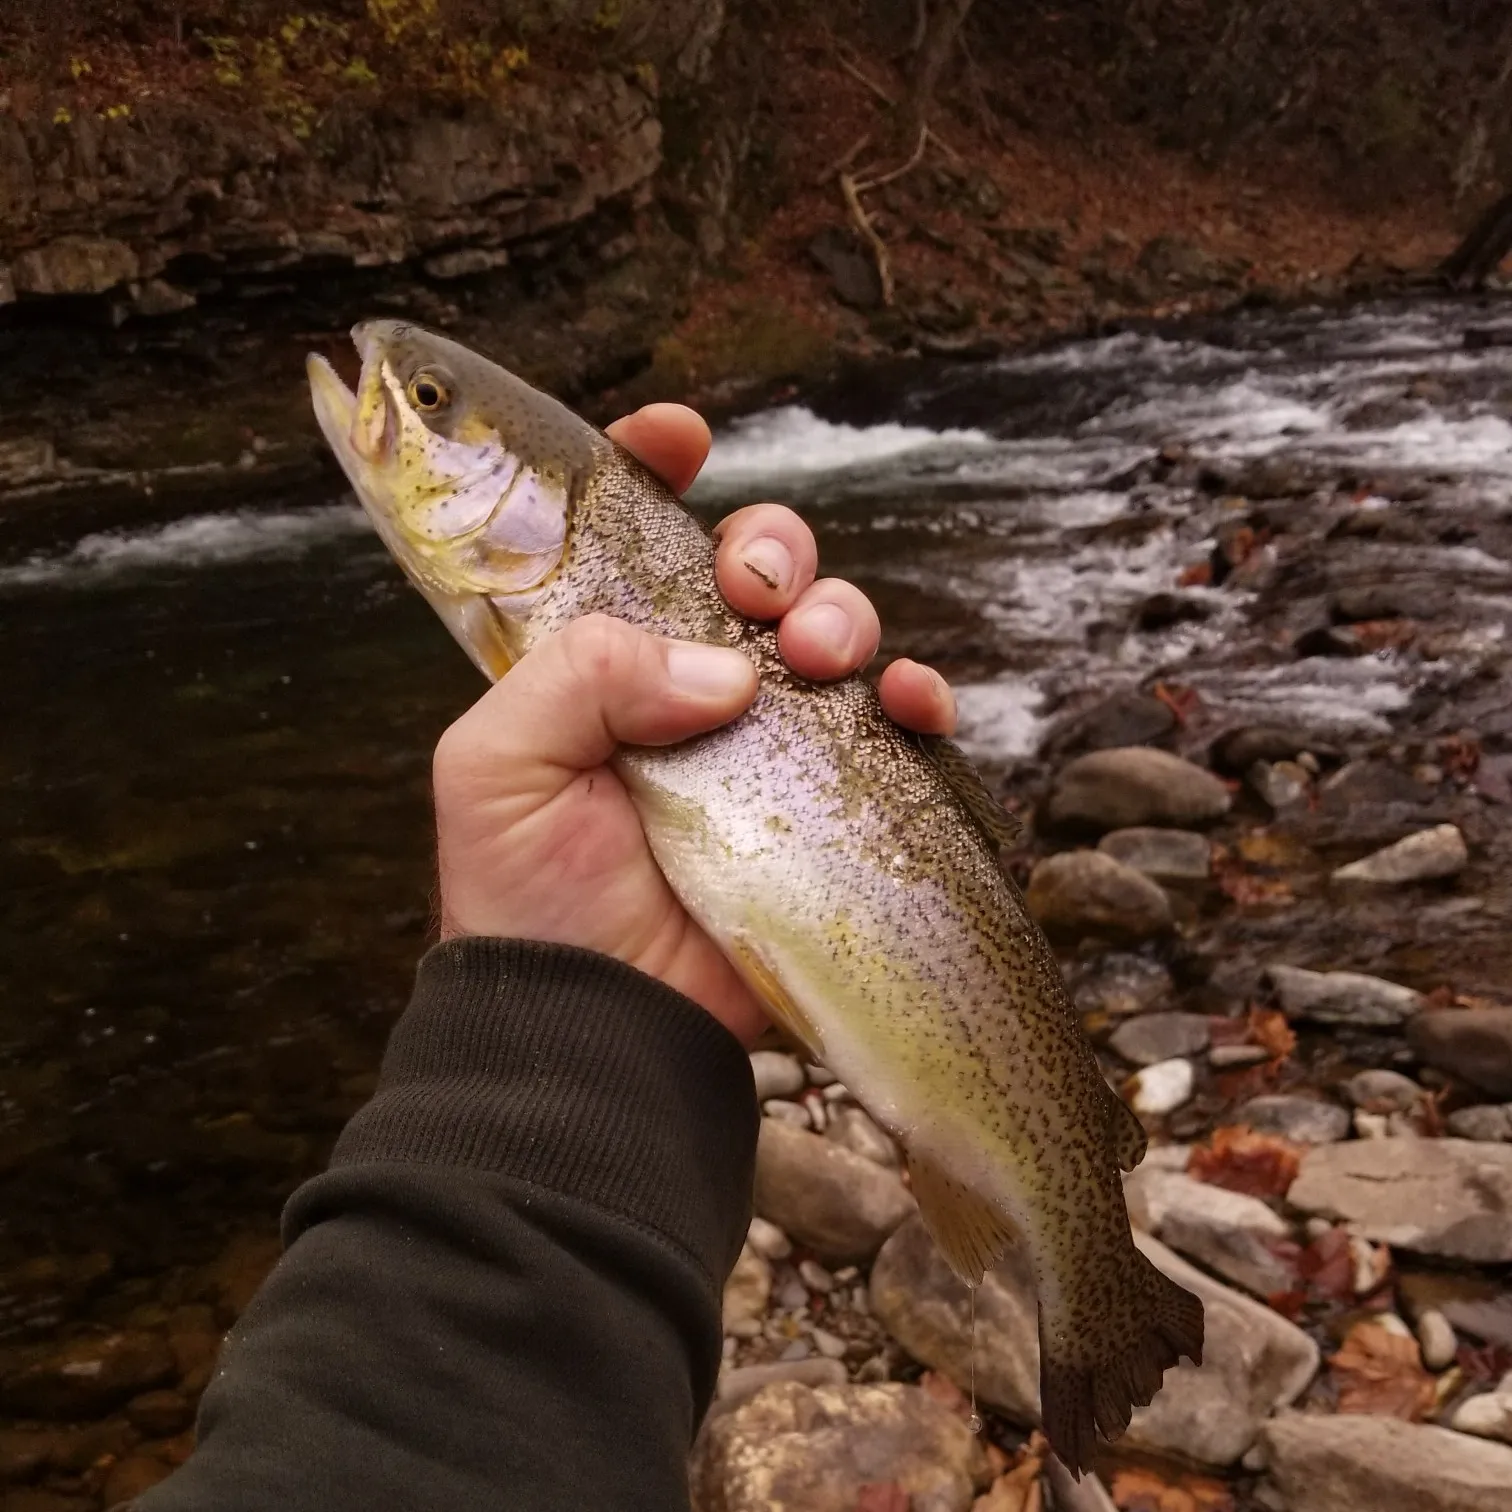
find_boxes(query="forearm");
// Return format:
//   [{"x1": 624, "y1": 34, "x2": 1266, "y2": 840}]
[{"x1": 141, "y1": 939, "x2": 758, "y2": 1512}]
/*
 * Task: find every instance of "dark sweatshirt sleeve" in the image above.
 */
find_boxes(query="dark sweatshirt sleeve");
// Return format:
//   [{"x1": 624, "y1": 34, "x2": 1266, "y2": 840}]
[{"x1": 139, "y1": 938, "x2": 759, "y2": 1512}]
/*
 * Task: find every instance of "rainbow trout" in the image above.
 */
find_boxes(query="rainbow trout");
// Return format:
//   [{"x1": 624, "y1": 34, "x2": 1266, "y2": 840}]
[{"x1": 307, "y1": 322, "x2": 1203, "y2": 1472}]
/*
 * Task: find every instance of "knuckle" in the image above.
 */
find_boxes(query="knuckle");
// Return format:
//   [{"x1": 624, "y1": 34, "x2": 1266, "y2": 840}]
[{"x1": 562, "y1": 613, "x2": 634, "y2": 686}]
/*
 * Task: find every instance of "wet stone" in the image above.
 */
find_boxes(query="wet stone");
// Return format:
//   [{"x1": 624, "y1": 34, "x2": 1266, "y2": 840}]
[
  {"x1": 1096, "y1": 826, "x2": 1211, "y2": 882},
  {"x1": 1408, "y1": 1008, "x2": 1512, "y2": 1099},
  {"x1": 1025, "y1": 850, "x2": 1173, "y2": 942},
  {"x1": 0, "y1": 1330, "x2": 175, "y2": 1418},
  {"x1": 0, "y1": 1428, "x2": 50, "y2": 1483},
  {"x1": 750, "y1": 1051, "x2": 806, "y2": 1101},
  {"x1": 1265, "y1": 964, "x2": 1425, "y2": 1027},
  {"x1": 1071, "y1": 953, "x2": 1173, "y2": 1017},
  {"x1": 1043, "y1": 692, "x2": 1177, "y2": 757},
  {"x1": 715, "y1": 1358, "x2": 848, "y2": 1409},
  {"x1": 1128, "y1": 1057, "x2": 1194, "y2": 1115},
  {"x1": 1450, "y1": 1374, "x2": 1512, "y2": 1444},
  {"x1": 1416, "y1": 1308, "x2": 1458, "y2": 1372},
  {"x1": 746, "y1": 1217, "x2": 792, "y2": 1262},
  {"x1": 1342, "y1": 1068, "x2": 1424, "y2": 1113},
  {"x1": 1233, "y1": 1093, "x2": 1351, "y2": 1145},
  {"x1": 1332, "y1": 823, "x2": 1469, "y2": 885},
  {"x1": 1045, "y1": 746, "x2": 1232, "y2": 833},
  {"x1": 826, "y1": 1106, "x2": 901, "y2": 1169},
  {"x1": 1109, "y1": 1011, "x2": 1211, "y2": 1066},
  {"x1": 1211, "y1": 725, "x2": 1336, "y2": 774},
  {"x1": 1446, "y1": 1104, "x2": 1512, "y2": 1142},
  {"x1": 1247, "y1": 759, "x2": 1310, "y2": 810}
]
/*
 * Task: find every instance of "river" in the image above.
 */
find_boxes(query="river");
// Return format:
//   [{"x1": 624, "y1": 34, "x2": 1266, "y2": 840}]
[{"x1": 3, "y1": 295, "x2": 1512, "y2": 1452}]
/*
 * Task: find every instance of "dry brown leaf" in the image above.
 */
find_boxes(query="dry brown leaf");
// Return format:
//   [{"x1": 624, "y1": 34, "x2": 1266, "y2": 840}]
[
  {"x1": 1110, "y1": 1466, "x2": 1234, "y2": 1512},
  {"x1": 1246, "y1": 1007, "x2": 1297, "y2": 1061},
  {"x1": 1188, "y1": 1126, "x2": 1302, "y2": 1197},
  {"x1": 1296, "y1": 1225, "x2": 1355, "y2": 1304},
  {"x1": 855, "y1": 1483, "x2": 912, "y2": 1512},
  {"x1": 1330, "y1": 1319, "x2": 1435, "y2": 1420}
]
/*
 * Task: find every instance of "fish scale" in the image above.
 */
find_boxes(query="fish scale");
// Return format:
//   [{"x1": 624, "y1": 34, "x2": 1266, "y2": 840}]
[{"x1": 307, "y1": 320, "x2": 1204, "y2": 1474}]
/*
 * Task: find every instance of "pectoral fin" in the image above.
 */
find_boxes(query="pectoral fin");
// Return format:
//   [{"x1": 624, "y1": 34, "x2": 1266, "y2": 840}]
[
  {"x1": 1103, "y1": 1081, "x2": 1148, "y2": 1172},
  {"x1": 907, "y1": 1149, "x2": 1019, "y2": 1286},
  {"x1": 918, "y1": 734, "x2": 1023, "y2": 850},
  {"x1": 730, "y1": 932, "x2": 824, "y2": 1061}
]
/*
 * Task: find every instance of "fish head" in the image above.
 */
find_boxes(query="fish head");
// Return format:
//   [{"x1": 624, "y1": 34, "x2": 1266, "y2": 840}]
[{"x1": 307, "y1": 319, "x2": 604, "y2": 677}]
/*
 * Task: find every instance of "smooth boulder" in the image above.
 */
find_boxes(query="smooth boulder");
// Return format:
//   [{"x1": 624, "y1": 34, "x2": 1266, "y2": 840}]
[
  {"x1": 754, "y1": 1122, "x2": 914, "y2": 1264},
  {"x1": 1233, "y1": 1093, "x2": 1351, "y2": 1145},
  {"x1": 1109, "y1": 1012, "x2": 1211, "y2": 1066},
  {"x1": 1408, "y1": 1008, "x2": 1512, "y2": 1099},
  {"x1": 1025, "y1": 851, "x2": 1173, "y2": 942},
  {"x1": 1332, "y1": 823, "x2": 1469, "y2": 885},
  {"x1": 1265, "y1": 964, "x2": 1425, "y2": 1027},
  {"x1": 1046, "y1": 747, "x2": 1232, "y2": 832}
]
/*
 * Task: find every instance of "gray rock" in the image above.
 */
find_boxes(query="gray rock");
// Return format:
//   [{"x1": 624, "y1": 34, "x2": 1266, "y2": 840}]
[
  {"x1": 691, "y1": 1380, "x2": 989, "y2": 1512},
  {"x1": 1128, "y1": 1058, "x2": 1194, "y2": 1115},
  {"x1": 1097, "y1": 827, "x2": 1211, "y2": 882},
  {"x1": 1043, "y1": 692, "x2": 1177, "y2": 757},
  {"x1": 1343, "y1": 1068, "x2": 1425, "y2": 1113},
  {"x1": 715, "y1": 1358, "x2": 847, "y2": 1408},
  {"x1": 754, "y1": 1122, "x2": 915, "y2": 1264},
  {"x1": 1258, "y1": 1412, "x2": 1512, "y2": 1512},
  {"x1": 1332, "y1": 823, "x2": 1469, "y2": 885},
  {"x1": 1124, "y1": 1167, "x2": 1294, "y2": 1299},
  {"x1": 1416, "y1": 1307, "x2": 1458, "y2": 1372},
  {"x1": 1447, "y1": 1104, "x2": 1512, "y2": 1142},
  {"x1": 1287, "y1": 1138, "x2": 1512, "y2": 1262},
  {"x1": 723, "y1": 1245, "x2": 772, "y2": 1334},
  {"x1": 1265, "y1": 964, "x2": 1425, "y2": 1027},
  {"x1": 1109, "y1": 1012, "x2": 1212, "y2": 1066},
  {"x1": 1212, "y1": 725, "x2": 1336, "y2": 773},
  {"x1": 1071, "y1": 953, "x2": 1174, "y2": 1018},
  {"x1": 1025, "y1": 851, "x2": 1173, "y2": 942},
  {"x1": 750, "y1": 1051, "x2": 806, "y2": 1101},
  {"x1": 1408, "y1": 1008, "x2": 1512, "y2": 1099},
  {"x1": 1209, "y1": 1044, "x2": 1273, "y2": 1069},
  {"x1": 826, "y1": 1106, "x2": 901, "y2": 1169},
  {"x1": 1046, "y1": 747, "x2": 1232, "y2": 832},
  {"x1": 1233, "y1": 1093, "x2": 1351, "y2": 1145}
]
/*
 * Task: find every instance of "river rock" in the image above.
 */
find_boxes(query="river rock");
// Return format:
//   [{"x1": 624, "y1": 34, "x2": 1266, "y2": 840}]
[
  {"x1": 1451, "y1": 1373, "x2": 1512, "y2": 1444},
  {"x1": 723, "y1": 1246, "x2": 772, "y2": 1335},
  {"x1": 1265, "y1": 964, "x2": 1425, "y2": 1027},
  {"x1": 1128, "y1": 1058, "x2": 1194, "y2": 1115},
  {"x1": 753, "y1": 1122, "x2": 914, "y2": 1264},
  {"x1": 750, "y1": 1052, "x2": 806, "y2": 1101},
  {"x1": 0, "y1": 1331, "x2": 175, "y2": 1418},
  {"x1": 1248, "y1": 759, "x2": 1311, "y2": 810},
  {"x1": 1097, "y1": 827, "x2": 1211, "y2": 882},
  {"x1": 826, "y1": 1106, "x2": 901, "y2": 1168},
  {"x1": 1071, "y1": 953, "x2": 1173, "y2": 1017},
  {"x1": 1332, "y1": 823, "x2": 1469, "y2": 885},
  {"x1": 1212, "y1": 725, "x2": 1335, "y2": 774},
  {"x1": 746, "y1": 1217, "x2": 792, "y2": 1262},
  {"x1": 1232, "y1": 1093, "x2": 1351, "y2": 1145},
  {"x1": 1287, "y1": 1138, "x2": 1512, "y2": 1261},
  {"x1": 1025, "y1": 851, "x2": 1173, "y2": 941},
  {"x1": 1045, "y1": 747, "x2": 1232, "y2": 832},
  {"x1": 690, "y1": 1380, "x2": 990, "y2": 1512},
  {"x1": 1447, "y1": 1104, "x2": 1512, "y2": 1141},
  {"x1": 1124, "y1": 1168, "x2": 1294, "y2": 1299},
  {"x1": 1258, "y1": 1412, "x2": 1512, "y2": 1512},
  {"x1": 1343, "y1": 1068, "x2": 1425, "y2": 1113},
  {"x1": 1042, "y1": 691, "x2": 1178, "y2": 758},
  {"x1": 1109, "y1": 1012, "x2": 1211, "y2": 1066},
  {"x1": 1416, "y1": 1308, "x2": 1459, "y2": 1372},
  {"x1": 715, "y1": 1359, "x2": 848, "y2": 1409},
  {"x1": 1407, "y1": 1008, "x2": 1512, "y2": 1099},
  {"x1": 869, "y1": 1215, "x2": 1040, "y2": 1423}
]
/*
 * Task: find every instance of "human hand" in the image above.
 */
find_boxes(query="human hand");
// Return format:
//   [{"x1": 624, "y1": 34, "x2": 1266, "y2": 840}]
[{"x1": 431, "y1": 403, "x2": 957, "y2": 1047}]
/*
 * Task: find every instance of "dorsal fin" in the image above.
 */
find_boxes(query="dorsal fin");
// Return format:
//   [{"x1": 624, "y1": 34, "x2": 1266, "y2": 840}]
[
  {"x1": 918, "y1": 734, "x2": 1023, "y2": 850},
  {"x1": 1103, "y1": 1080, "x2": 1148, "y2": 1171},
  {"x1": 907, "y1": 1149, "x2": 1019, "y2": 1285}
]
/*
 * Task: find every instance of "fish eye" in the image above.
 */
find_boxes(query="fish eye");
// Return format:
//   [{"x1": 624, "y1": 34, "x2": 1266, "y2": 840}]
[{"x1": 407, "y1": 372, "x2": 451, "y2": 413}]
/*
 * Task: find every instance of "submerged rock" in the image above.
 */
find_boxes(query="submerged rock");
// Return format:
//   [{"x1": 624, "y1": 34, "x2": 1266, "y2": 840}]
[
  {"x1": 1265, "y1": 964, "x2": 1425, "y2": 1027},
  {"x1": 1025, "y1": 850, "x2": 1173, "y2": 941},
  {"x1": 1287, "y1": 1138, "x2": 1512, "y2": 1262},
  {"x1": 1045, "y1": 747, "x2": 1232, "y2": 832},
  {"x1": 1258, "y1": 1412, "x2": 1512, "y2": 1512},
  {"x1": 691, "y1": 1380, "x2": 990, "y2": 1512},
  {"x1": 1109, "y1": 1012, "x2": 1211, "y2": 1066},
  {"x1": 1332, "y1": 823, "x2": 1469, "y2": 885},
  {"x1": 1408, "y1": 1008, "x2": 1512, "y2": 1099},
  {"x1": 753, "y1": 1122, "x2": 914, "y2": 1264},
  {"x1": 1097, "y1": 826, "x2": 1211, "y2": 882},
  {"x1": 1232, "y1": 1093, "x2": 1351, "y2": 1145}
]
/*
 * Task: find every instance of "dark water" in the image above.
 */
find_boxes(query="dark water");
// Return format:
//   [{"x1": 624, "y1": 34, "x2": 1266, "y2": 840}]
[{"x1": 3, "y1": 295, "x2": 1512, "y2": 1366}]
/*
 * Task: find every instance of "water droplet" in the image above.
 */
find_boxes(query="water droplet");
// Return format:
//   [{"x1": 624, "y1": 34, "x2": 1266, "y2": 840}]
[{"x1": 968, "y1": 1411, "x2": 983, "y2": 1434}]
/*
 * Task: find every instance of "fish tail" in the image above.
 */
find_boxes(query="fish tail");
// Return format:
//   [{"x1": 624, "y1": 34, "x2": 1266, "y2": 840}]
[{"x1": 1037, "y1": 1250, "x2": 1204, "y2": 1477}]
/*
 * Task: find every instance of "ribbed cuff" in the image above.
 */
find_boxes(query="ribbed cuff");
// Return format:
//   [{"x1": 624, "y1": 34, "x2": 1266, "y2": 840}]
[{"x1": 330, "y1": 938, "x2": 759, "y2": 1287}]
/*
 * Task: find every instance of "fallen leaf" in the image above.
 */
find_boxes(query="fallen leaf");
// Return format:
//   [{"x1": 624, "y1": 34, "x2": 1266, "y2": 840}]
[
  {"x1": 1110, "y1": 1465, "x2": 1234, "y2": 1512},
  {"x1": 1188, "y1": 1126, "x2": 1302, "y2": 1197},
  {"x1": 1330, "y1": 1319, "x2": 1435, "y2": 1420},
  {"x1": 1151, "y1": 681, "x2": 1200, "y2": 724},
  {"x1": 1295, "y1": 1226, "x2": 1355, "y2": 1304},
  {"x1": 856, "y1": 1484, "x2": 911, "y2": 1512},
  {"x1": 1246, "y1": 1007, "x2": 1297, "y2": 1061}
]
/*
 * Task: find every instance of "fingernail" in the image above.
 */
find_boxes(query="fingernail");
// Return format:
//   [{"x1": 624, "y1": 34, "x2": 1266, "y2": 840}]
[
  {"x1": 799, "y1": 602, "x2": 852, "y2": 657},
  {"x1": 666, "y1": 642, "x2": 754, "y2": 698},
  {"x1": 740, "y1": 536, "x2": 794, "y2": 594}
]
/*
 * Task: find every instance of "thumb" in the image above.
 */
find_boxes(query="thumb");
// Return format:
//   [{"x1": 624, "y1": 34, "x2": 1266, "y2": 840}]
[{"x1": 435, "y1": 613, "x2": 758, "y2": 795}]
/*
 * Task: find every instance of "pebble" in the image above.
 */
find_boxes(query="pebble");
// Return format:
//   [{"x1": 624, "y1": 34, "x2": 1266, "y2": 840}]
[
  {"x1": 1416, "y1": 1307, "x2": 1458, "y2": 1371},
  {"x1": 750, "y1": 1050, "x2": 806, "y2": 1100},
  {"x1": 753, "y1": 1121, "x2": 915, "y2": 1264},
  {"x1": 1096, "y1": 826, "x2": 1212, "y2": 882},
  {"x1": 1331, "y1": 823, "x2": 1469, "y2": 885},
  {"x1": 715, "y1": 1357, "x2": 847, "y2": 1406},
  {"x1": 775, "y1": 1277, "x2": 808, "y2": 1311},
  {"x1": 1353, "y1": 1111, "x2": 1392, "y2": 1139},
  {"x1": 746, "y1": 1216, "x2": 792, "y2": 1261},
  {"x1": 1072, "y1": 952, "x2": 1174, "y2": 1017},
  {"x1": 1248, "y1": 758, "x2": 1310, "y2": 810},
  {"x1": 1265, "y1": 964, "x2": 1425, "y2": 1026},
  {"x1": 778, "y1": 1339, "x2": 812, "y2": 1362},
  {"x1": 1233, "y1": 1093, "x2": 1351, "y2": 1145},
  {"x1": 1045, "y1": 746, "x2": 1233, "y2": 832},
  {"x1": 1407, "y1": 1008, "x2": 1512, "y2": 1099},
  {"x1": 1343, "y1": 1068, "x2": 1424, "y2": 1113},
  {"x1": 722, "y1": 1246, "x2": 772, "y2": 1334},
  {"x1": 799, "y1": 1259, "x2": 835, "y2": 1293},
  {"x1": 1212, "y1": 724, "x2": 1332, "y2": 773},
  {"x1": 1109, "y1": 1011, "x2": 1211, "y2": 1066},
  {"x1": 1210, "y1": 1044, "x2": 1272, "y2": 1068},
  {"x1": 812, "y1": 1328, "x2": 849, "y2": 1360},
  {"x1": 1451, "y1": 1374, "x2": 1512, "y2": 1444},
  {"x1": 1025, "y1": 850, "x2": 1174, "y2": 942},
  {"x1": 1128, "y1": 1057, "x2": 1194, "y2": 1115},
  {"x1": 805, "y1": 1063, "x2": 838, "y2": 1087},
  {"x1": 762, "y1": 1098, "x2": 811, "y2": 1128},
  {"x1": 804, "y1": 1095, "x2": 829, "y2": 1134},
  {"x1": 1447, "y1": 1104, "x2": 1512, "y2": 1142}
]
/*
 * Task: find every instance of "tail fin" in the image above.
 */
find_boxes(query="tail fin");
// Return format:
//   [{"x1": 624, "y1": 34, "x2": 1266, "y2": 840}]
[{"x1": 1038, "y1": 1252, "x2": 1204, "y2": 1477}]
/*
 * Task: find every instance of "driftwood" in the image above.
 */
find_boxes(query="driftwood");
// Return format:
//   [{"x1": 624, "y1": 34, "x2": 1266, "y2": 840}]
[
  {"x1": 838, "y1": 125, "x2": 929, "y2": 307},
  {"x1": 1441, "y1": 190, "x2": 1512, "y2": 290}
]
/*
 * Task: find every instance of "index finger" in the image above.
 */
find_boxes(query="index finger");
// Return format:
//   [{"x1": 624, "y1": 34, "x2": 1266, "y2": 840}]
[{"x1": 606, "y1": 404, "x2": 712, "y2": 496}]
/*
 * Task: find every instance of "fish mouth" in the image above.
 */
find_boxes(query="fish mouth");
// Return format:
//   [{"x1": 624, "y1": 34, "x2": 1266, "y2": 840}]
[{"x1": 306, "y1": 325, "x2": 392, "y2": 469}]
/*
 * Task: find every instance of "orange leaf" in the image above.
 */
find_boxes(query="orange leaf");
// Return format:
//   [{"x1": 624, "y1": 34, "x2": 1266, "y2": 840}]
[
  {"x1": 1296, "y1": 1226, "x2": 1355, "y2": 1304},
  {"x1": 1177, "y1": 561, "x2": 1213, "y2": 588},
  {"x1": 1188, "y1": 1126, "x2": 1301, "y2": 1197},
  {"x1": 1330, "y1": 1320, "x2": 1435, "y2": 1420},
  {"x1": 1111, "y1": 1466, "x2": 1234, "y2": 1512},
  {"x1": 1246, "y1": 1007, "x2": 1296, "y2": 1061}
]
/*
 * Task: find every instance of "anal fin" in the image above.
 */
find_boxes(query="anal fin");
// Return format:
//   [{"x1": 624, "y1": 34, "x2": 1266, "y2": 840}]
[
  {"x1": 1103, "y1": 1080, "x2": 1148, "y2": 1172},
  {"x1": 729, "y1": 933, "x2": 824, "y2": 1062},
  {"x1": 907, "y1": 1150, "x2": 1018, "y2": 1286}
]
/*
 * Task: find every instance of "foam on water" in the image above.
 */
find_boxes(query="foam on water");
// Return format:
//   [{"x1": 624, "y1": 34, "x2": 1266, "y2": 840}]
[
  {"x1": 0, "y1": 504, "x2": 369, "y2": 589},
  {"x1": 953, "y1": 675, "x2": 1047, "y2": 760},
  {"x1": 1183, "y1": 657, "x2": 1418, "y2": 737}
]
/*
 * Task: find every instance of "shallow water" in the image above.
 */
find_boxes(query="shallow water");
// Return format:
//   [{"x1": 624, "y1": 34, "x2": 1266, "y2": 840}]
[{"x1": 3, "y1": 295, "x2": 1512, "y2": 1347}]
